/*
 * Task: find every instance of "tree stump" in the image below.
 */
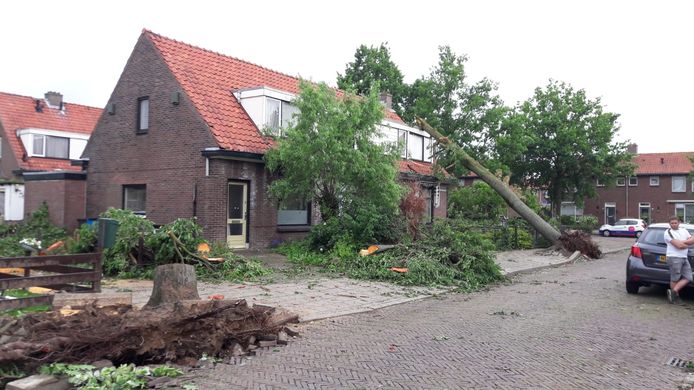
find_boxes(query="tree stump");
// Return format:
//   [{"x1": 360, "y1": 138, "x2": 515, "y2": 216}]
[{"x1": 145, "y1": 264, "x2": 200, "y2": 308}]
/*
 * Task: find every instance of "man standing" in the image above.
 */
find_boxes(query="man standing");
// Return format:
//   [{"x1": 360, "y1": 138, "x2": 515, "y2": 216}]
[{"x1": 663, "y1": 216, "x2": 694, "y2": 304}]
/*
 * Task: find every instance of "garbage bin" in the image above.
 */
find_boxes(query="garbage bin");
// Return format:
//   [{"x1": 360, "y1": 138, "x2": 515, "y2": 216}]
[{"x1": 98, "y1": 218, "x2": 119, "y2": 249}]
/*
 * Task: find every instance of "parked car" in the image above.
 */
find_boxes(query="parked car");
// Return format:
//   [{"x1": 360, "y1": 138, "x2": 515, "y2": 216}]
[
  {"x1": 599, "y1": 218, "x2": 647, "y2": 237},
  {"x1": 625, "y1": 222, "x2": 694, "y2": 294}
]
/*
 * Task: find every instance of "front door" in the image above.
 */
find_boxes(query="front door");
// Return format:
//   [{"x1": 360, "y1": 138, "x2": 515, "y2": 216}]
[
  {"x1": 605, "y1": 203, "x2": 616, "y2": 225},
  {"x1": 639, "y1": 203, "x2": 651, "y2": 224},
  {"x1": 227, "y1": 182, "x2": 248, "y2": 248}
]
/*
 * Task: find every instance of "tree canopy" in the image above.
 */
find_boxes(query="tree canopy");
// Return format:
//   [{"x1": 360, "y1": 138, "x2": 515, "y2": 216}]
[
  {"x1": 337, "y1": 43, "x2": 406, "y2": 116},
  {"x1": 401, "y1": 46, "x2": 507, "y2": 173},
  {"x1": 495, "y1": 80, "x2": 633, "y2": 216},
  {"x1": 264, "y1": 82, "x2": 402, "y2": 221}
]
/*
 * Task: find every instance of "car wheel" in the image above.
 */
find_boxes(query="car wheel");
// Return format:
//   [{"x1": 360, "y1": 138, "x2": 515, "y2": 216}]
[
  {"x1": 603, "y1": 230, "x2": 611, "y2": 237},
  {"x1": 635, "y1": 231, "x2": 642, "y2": 238},
  {"x1": 626, "y1": 281, "x2": 639, "y2": 294}
]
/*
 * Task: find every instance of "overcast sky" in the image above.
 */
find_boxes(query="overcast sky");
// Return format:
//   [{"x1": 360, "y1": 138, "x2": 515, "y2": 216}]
[{"x1": 2, "y1": 0, "x2": 691, "y2": 153}]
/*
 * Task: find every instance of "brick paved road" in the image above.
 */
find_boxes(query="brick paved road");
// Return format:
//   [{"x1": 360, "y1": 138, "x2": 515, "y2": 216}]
[{"x1": 190, "y1": 250, "x2": 694, "y2": 389}]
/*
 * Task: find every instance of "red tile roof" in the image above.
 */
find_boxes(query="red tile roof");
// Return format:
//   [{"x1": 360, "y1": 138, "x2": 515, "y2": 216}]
[
  {"x1": 398, "y1": 160, "x2": 440, "y2": 177},
  {"x1": 144, "y1": 30, "x2": 405, "y2": 154},
  {"x1": 634, "y1": 152, "x2": 694, "y2": 175},
  {"x1": 0, "y1": 92, "x2": 102, "y2": 172}
]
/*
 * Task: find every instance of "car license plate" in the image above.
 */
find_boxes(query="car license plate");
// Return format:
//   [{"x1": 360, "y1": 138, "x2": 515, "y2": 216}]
[{"x1": 658, "y1": 255, "x2": 667, "y2": 264}]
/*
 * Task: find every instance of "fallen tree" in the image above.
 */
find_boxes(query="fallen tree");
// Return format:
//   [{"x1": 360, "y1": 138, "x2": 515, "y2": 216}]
[
  {"x1": 0, "y1": 299, "x2": 298, "y2": 373},
  {"x1": 416, "y1": 117, "x2": 600, "y2": 258}
]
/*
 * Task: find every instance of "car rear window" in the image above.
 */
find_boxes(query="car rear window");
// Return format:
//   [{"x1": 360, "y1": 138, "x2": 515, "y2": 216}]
[{"x1": 640, "y1": 227, "x2": 694, "y2": 245}]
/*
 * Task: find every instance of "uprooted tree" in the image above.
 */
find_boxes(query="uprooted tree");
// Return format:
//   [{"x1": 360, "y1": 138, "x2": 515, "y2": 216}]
[{"x1": 416, "y1": 118, "x2": 600, "y2": 258}]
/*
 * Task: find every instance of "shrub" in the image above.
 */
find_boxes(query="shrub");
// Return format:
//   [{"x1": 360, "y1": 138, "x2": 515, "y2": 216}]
[
  {"x1": 0, "y1": 203, "x2": 67, "y2": 257},
  {"x1": 307, "y1": 205, "x2": 405, "y2": 252},
  {"x1": 399, "y1": 181, "x2": 427, "y2": 240},
  {"x1": 99, "y1": 208, "x2": 155, "y2": 276},
  {"x1": 448, "y1": 181, "x2": 506, "y2": 221},
  {"x1": 64, "y1": 223, "x2": 97, "y2": 253}
]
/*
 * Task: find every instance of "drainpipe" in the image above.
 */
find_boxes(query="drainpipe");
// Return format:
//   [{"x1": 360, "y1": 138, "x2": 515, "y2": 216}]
[{"x1": 625, "y1": 176, "x2": 629, "y2": 218}]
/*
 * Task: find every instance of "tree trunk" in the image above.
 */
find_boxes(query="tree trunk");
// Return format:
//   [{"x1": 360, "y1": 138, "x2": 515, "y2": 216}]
[
  {"x1": 416, "y1": 118, "x2": 561, "y2": 245},
  {"x1": 145, "y1": 263, "x2": 200, "y2": 309}
]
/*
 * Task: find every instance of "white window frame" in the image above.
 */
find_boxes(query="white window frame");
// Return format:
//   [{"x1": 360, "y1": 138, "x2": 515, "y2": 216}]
[
  {"x1": 649, "y1": 176, "x2": 659, "y2": 186},
  {"x1": 628, "y1": 176, "x2": 638, "y2": 186},
  {"x1": 672, "y1": 176, "x2": 686, "y2": 193},
  {"x1": 137, "y1": 97, "x2": 149, "y2": 133},
  {"x1": 596, "y1": 178, "x2": 604, "y2": 187},
  {"x1": 32, "y1": 134, "x2": 46, "y2": 157},
  {"x1": 408, "y1": 132, "x2": 424, "y2": 161},
  {"x1": 616, "y1": 177, "x2": 626, "y2": 187}
]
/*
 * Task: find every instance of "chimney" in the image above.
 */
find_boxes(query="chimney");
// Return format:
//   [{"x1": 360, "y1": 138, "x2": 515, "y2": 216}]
[
  {"x1": 379, "y1": 92, "x2": 393, "y2": 110},
  {"x1": 627, "y1": 143, "x2": 638, "y2": 154},
  {"x1": 44, "y1": 91, "x2": 63, "y2": 109}
]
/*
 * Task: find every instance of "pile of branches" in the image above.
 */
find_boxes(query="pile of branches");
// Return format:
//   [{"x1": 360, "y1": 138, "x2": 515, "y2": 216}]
[
  {"x1": 0, "y1": 299, "x2": 298, "y2": 372},
  {"x1": 558, "y1": 230, "x2": 602, "y2": 259}
]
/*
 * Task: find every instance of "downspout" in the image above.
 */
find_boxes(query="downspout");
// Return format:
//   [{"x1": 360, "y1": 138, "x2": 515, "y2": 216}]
[{"x1": 625, "y1": 176, "x2": 629, "y2": 218}]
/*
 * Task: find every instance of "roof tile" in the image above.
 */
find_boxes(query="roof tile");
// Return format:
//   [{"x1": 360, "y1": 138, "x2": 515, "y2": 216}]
[
  {"x1": 634, "y1": 152, "x2": 694, "y2": 175},
  {"x1": 144, "y1": 30, "x2": 405, "y2": 154},
  {"x1": 0, "y1": 92, "x2": 101, "y2": 172}
]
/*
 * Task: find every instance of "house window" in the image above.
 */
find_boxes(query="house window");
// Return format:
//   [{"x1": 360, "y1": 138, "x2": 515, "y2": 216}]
[
  {"x1": 675, "y1": 203, "x2": 694, "y2": 224},
  {"x1": 424, "y1": 137, "x2": 433, "y2": 162},
  {"x1": 137, "y1": 97, "x2": 149, "y2": 133},
  {"x1": 408, "y1": 133, "x2": 424, "y2": 161},
  {"x1": 277, "y1": 198, "x2": 310, "y2": 226},
  {"x1": 31, "y1": 135, "x2": 69, "y2": 158},
  {"x1": 397, "y1": 130, "x2": 407, "y2": 158},
  {"x1": 672, "y1": 176, "x2": 686, "y2": 193},
  {"x1": 649, "y1": 176, "x2": 659, "y2": 186},
  {"x1": 123, "y1": 185, "x2": 146, "y2": 215},
  {"x1": 264, "y1": 98, "x2": 299, "y2": 136},
  {"x1": 628, "y1": 176, "x2": 638, "y2": 186},
  {"x1": 265, "y1": 98, "x2": 280, "y2": 131},
  {"x1": 616, "y1": 177, "x2": 625, "y2": 186},
  {"x1": 596, "y1": 178, "x2": 604, "y2": 187}
]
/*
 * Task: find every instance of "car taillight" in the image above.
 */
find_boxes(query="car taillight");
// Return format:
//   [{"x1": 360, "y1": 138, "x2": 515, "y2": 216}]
[{"x1": 630, "y1": 245, "x2": 642, "y2": 259}]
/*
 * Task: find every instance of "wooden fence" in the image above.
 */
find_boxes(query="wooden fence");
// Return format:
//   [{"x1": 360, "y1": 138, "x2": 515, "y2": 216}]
[{"x1": 0, "y1": 253, "x2": 102, "y2": 311}]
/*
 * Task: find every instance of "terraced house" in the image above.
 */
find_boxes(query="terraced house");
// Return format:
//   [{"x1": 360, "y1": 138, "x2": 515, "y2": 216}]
[
  {"x1": 0, "y1": 91, "x2": 101, "y2": 229},
  {"x1": 583, "y1": 150, "x2": 694, "y2": 224},
  {"x1": 83, "y1": 30, "x2": 447, "y2": 249}
]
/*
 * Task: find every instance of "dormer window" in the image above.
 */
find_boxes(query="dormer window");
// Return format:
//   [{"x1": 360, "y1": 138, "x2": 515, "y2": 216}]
[
  {"x1": 31, "y1": 134, "x2": 69, "y2": 159},
  {"x1": 235, "y1": 87, "x2": 299, "y2": 137},
  {"x1": 17, "y1": 128, "x2": 89, "y2": 160}
]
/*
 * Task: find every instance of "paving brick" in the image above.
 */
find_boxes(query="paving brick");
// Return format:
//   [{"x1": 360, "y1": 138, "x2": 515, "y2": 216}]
[{"x1": 187, "y1": 249, "x2": 693, "y2": 389}]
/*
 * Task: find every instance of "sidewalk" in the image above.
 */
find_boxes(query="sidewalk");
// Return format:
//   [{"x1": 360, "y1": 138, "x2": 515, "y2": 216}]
[{"x1": 92, "y1": 235, "x2": 635, "y2": 322}]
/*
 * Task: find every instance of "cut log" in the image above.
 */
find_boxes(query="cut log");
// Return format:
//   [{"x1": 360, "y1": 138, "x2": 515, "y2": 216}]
[{"x1": 144, "y1": 264, "x2": 200, "y2": 308}]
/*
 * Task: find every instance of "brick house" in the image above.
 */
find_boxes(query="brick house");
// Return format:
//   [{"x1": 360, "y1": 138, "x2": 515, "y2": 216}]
[
  {"x1": 583, "y1": 151, "x2": 694, "y2": 225},
  {"x1": 0, "y1": 91, "x2": 101, "y2": 230},
  {"x1": 83, "y1": 30, "x2": 447, "y2": 249}
]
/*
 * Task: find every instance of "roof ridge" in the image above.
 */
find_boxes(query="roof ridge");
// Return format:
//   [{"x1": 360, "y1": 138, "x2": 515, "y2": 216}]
[{"x1": 143, "y1": 29, "x2": 306, "y2": 85}]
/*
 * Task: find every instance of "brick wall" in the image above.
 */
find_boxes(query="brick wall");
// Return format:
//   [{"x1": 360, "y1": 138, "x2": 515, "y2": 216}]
[
  {"x1": 24, "y1": 178, "x2": 85, "y2": 231},
  {"x1": 583, "y1": 175, "x2": 694, "y2": 224},
  {"x1": 85, "y1": 34, "x2": 217, "y2": 226}
]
